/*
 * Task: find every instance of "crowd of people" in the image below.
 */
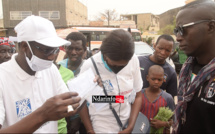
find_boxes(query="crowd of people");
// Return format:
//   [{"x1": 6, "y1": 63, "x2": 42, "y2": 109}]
[{"x1": 0, "y1": 0, "x2": 215, "y2": 133}]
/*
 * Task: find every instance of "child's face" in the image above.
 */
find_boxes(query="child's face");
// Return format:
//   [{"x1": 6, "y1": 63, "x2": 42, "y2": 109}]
[{"x1": 147, "y1": 72, "x2": 164, "y2": 89}]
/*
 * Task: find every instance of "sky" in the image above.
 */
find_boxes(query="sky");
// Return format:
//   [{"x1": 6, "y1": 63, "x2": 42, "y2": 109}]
[
  {"x1": 79, "y1": 0, "x2": 186, "y2": 20},
  {"x1": 0, "y1": 0, "x2": 186, "y2": 20}
]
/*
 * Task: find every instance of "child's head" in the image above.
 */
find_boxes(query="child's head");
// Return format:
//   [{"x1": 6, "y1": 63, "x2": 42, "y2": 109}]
[{"x1": 147, "y1": 65, "x2": 164, "y2": 89}]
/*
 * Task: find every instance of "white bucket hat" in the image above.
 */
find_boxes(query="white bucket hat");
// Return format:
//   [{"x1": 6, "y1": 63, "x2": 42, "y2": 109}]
[{"x1": 15, "y1": 15, "x2": 71, "y2": 47}]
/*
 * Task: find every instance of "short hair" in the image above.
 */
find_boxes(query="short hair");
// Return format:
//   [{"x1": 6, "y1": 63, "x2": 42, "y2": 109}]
[
  {"x1": 155, "y1": 34, "x2": 174, "y2": 45},
  {"x1": 66, "y1": 32, "x2": 87, "y2": 51},
  {"x1": 100, "y1": 29, "x2": 134, "y2": 61},
  {"x1": 148, "y1": 65, "x2": 164, "y2": 76}
]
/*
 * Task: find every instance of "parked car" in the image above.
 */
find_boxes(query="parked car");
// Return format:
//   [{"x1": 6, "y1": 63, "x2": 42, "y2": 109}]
[{"x1": 134, "y1": 41, "x2": 175, "y2": 70}]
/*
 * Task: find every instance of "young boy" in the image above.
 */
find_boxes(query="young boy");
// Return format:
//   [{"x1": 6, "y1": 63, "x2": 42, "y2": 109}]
[{"x1": 140, "y1": 65, "x2": 175, "y2": 133}]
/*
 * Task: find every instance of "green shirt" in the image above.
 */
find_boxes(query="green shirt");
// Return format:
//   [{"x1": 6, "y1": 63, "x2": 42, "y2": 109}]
[
  {"x1": 59, "y1": 65, "x2": 74, "y2": 83},
  {"x1": 176, "y1": 47, "x2": 187, "y2": 64},
  {"x1": 58, "y1": 65, "x2": 74, "y2": 134}
]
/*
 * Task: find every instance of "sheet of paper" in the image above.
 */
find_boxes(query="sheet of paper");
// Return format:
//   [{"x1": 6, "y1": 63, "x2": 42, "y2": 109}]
[
  {"x1": 85, "y1": 85, "x2": 103, "y2": 102},
  {"x1": 67, "y1": 68, "x2": 103, "y2": 107}
]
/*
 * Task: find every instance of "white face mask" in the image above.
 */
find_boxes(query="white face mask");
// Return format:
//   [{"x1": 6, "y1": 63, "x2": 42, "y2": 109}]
[{"x1": 25, "y1": 41, "x2": 53, "y2": 71}]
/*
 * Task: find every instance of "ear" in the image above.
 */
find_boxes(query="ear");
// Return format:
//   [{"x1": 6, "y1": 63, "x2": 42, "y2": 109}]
[
  {"x1": 146, "y1": 75, "x2": 149, "y2": 81},
  {"x1": 207, "y1": 21, "x2": 215, "y2": 34},
  {"x1": 153, "y1": 43, "x2": 156, "y2": 49},
  {"x1": 103, "y1": 54, "x2": 107, "y2": 61}
]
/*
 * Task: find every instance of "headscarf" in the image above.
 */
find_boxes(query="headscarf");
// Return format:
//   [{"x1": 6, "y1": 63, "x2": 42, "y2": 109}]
[
  {"x1": 173, "y1": 57, "x2": 215, "y2": 133},
  {"x1": 0, "y1": 37, "x2": 15, "y2": 47}
]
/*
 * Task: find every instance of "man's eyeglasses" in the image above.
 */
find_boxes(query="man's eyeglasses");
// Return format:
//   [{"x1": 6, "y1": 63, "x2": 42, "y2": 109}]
[
  {"x1": 174, "y1": 20, "x2": 215, "y2": 36},
  {"x1": 31, "y1": 44, "x2": 60, "y2": 56}
]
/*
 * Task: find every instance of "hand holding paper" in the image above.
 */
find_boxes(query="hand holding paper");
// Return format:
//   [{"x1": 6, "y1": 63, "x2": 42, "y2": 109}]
[{"x1": 67, "y1": 68, "x2": 103, "y2": 106}]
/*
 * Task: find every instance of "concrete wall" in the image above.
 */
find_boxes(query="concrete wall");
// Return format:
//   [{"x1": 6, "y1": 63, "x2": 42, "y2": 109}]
[
  {"x1": 121, "y1": 13, "x2": 160, "y2": 32},
  {"x1": 0, "y1": 19, "x2": 3, "y2": 28},
  {"x1": 66, "y1": 0, "x2": 88, "y2": 26},
  {"x1": 2, "y1": 0, "x2": 89, "y2": 36},
  {"x1": 2, "y1": 0, "x2": 67, "y2": 29},
  {"x1": 89, "y1": 21, "x2": 104, "y2": 27},
  {"x1": 149, "y1": 15, "x2": 159, "y2": 31},
  {"x1": 137, "y1": 13, "x2": 151, "y2": 30}
]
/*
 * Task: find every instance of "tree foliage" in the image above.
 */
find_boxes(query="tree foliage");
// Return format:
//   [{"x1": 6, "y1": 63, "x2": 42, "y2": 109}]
[{"x1": 142, "y1": 36, "x2": 154, "y2": 46}]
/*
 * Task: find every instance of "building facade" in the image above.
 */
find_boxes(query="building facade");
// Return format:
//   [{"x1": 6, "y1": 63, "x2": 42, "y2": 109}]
[
  {"x1": 120, "y1": 13, "x2": 160, "y2": 32},
  {"x1": 2, "y1": 0, "x2": 88, "y2": 36},
  {"x1": 65, "y1": 0, "x2": 88, "y2": 26}
]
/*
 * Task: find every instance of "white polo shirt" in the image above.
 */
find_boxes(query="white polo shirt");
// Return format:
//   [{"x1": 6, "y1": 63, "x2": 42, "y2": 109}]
[
  {"x1": 0, "y1": 54, "x2": 68, "y2": 133},
  {"x1": 80, "y1": 52, "x2": 143, "y2": 133}
]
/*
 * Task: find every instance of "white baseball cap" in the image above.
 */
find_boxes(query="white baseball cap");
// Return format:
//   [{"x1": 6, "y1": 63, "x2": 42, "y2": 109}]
[{"x1": 15, "y1": 15, "x2": 71, "y2": 47}]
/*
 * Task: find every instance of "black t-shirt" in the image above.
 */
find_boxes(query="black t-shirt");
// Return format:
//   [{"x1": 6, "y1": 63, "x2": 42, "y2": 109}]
[{"x1": 180, "y1": 61, "x2": 215, "y2": 133}]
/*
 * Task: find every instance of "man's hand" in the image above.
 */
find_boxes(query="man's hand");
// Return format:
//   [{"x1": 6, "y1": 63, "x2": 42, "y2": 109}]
[
  {"x1": 94, "y1": 75, "x2": 103, "y2": 87},
  {"x1": 150, "y1": 118, "x2": 166, "y2": 129},
  {"x1": 118, "y1": 127, "x2": 132, "y2": 134},
  {"x1": 39, "y1": 92, "x2": 81, "y2": 122}
]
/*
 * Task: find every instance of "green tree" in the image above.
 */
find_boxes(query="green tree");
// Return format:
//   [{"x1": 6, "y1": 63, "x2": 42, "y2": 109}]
[
  {"x1": 142, "y1": 36, "x2": 154, "y2": 46},
  {"x1": 139, "y1": 27, "x2": 143, "y2": 35}
]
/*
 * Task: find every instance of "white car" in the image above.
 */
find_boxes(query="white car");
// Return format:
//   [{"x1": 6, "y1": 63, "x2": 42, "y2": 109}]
[{"x1": 134, "y1": 41, "x2": 175, "y2": 69}]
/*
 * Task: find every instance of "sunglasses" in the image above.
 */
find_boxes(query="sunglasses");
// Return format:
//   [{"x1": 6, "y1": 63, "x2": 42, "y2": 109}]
[
  {"x1": 173, "y1": 20, "x2": 215, "y2": 36},
  {"x1": 31, "y1": 44, "x2": 60, "y2": 56}
]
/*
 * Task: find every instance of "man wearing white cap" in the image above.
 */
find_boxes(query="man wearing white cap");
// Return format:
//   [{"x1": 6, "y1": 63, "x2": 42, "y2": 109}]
[{"x1": 0, "y1": 15, "x2": 81, "y2": 133}]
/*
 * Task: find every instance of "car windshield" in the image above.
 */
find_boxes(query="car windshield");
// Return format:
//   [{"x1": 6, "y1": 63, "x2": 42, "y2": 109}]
[{"x1": 134, "y1": 42, "x2": 154, "y2": 55}]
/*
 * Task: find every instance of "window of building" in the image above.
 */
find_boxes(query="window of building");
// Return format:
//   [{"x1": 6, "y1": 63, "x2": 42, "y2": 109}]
[
  {"x1": 10, "y1": 11, "x2": 32, "y2": 20},
  {"x1": 39, "y1": 11, "x2": 60, "y2": 20}
]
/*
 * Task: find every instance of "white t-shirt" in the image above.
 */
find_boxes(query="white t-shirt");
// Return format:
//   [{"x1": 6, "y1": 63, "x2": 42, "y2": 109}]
[
  {"x1": 80, "y1": 52, "x2": 143, "y2": 133},
  {"x1": 0, "y1": 54, "x2": 68, "y2": 133}
]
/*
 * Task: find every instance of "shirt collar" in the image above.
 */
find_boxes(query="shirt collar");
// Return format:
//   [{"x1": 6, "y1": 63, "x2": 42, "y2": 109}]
[{"x1": 97, "y1": 51, "x2": 104, "y2": 63}]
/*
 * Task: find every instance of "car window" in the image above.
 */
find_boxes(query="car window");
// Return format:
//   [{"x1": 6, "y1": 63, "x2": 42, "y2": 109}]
[{"x1": 134, "y1": 42, "x2": 154, "y2": 55}]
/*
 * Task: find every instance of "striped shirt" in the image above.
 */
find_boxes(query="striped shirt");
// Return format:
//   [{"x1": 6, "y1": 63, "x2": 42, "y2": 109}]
[{"x1": 141, "y1": 89, "x2": 175, "y2": 120}]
